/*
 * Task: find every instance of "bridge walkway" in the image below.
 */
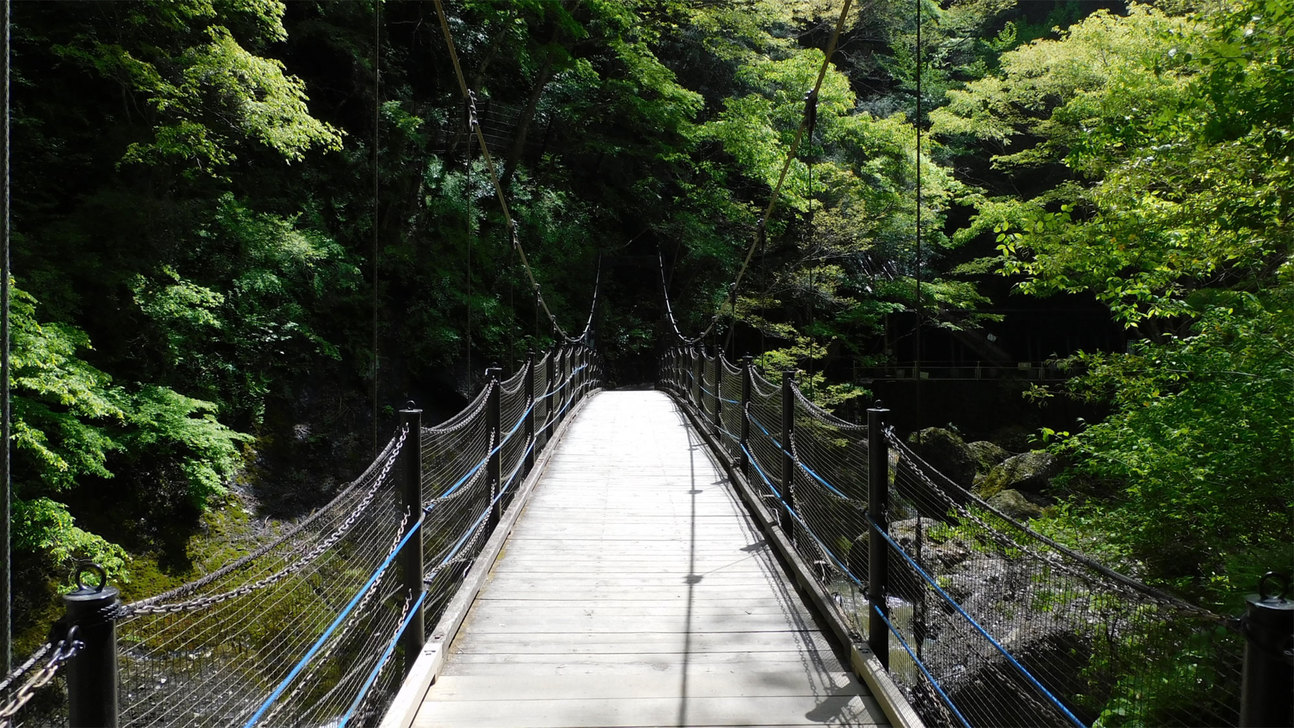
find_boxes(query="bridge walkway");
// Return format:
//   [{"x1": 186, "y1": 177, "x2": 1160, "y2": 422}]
[{"x1": 408, "y1": 390, "x2": 887, "y2": 727}]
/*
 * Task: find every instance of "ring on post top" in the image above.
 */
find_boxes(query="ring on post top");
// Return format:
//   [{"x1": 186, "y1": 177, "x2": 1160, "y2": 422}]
[{"x1": 74, "y1": 562, "x2": 108, "y2": 592}]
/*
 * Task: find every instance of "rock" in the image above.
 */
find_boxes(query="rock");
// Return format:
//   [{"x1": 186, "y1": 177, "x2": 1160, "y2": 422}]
[
  {"x1": 987, "y1": 488, "x2": 1044, "y2": 520},
  {"x1": 907, "y1": 427, "x2": 977, "y2": 488},
  {"x1": 967, "y1": 440, "x2": 1010, "y2": 474},
  {"x1": 979, "y1": 450, "x2": 1058, "y2": 497}
]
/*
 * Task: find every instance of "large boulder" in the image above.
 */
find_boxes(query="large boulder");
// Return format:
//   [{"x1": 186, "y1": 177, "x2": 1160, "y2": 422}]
[
  {"x1": 967, "y1": 440, "x2": 1010, "y2": 480},
  {"x1": 986, "y1": 488, "x2": 1044, "y2": 520},
  {"x1": 979, "y1": 450, "x2": 1059, "y2": 497},
  {"x1": 907, "y1": 427, "x2": 977, "y2": 487}
]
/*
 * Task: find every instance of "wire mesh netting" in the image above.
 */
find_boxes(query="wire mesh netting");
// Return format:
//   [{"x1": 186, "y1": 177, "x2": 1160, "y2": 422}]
[
  {"x1": 698, "y1": 353, "x2": 718, "y2": 426},
  {"x1": 532, "y1": 352, "x2": 552, "y2": 452},
  {"x1": 886, "y1": 433, "x2": 1243, "y2": 728},
  {"x1": 114, "y1": 430, "x2": 408, "y2": 727},
  {"x1": 716, "y1": 363, "x2": 744, "y2": 463},
  {"x1": 659, "y1": 346, "x2": 1246, "y2": 728},
  {"x1": 745, "y1": 370, "x2": 785, "y2": 509},
  {"x1": 420, "y1": 391, "x2": 493, "y2": 633},
  {"x1": 498, "y1": 370, "x2": 530, "y2": 512}
]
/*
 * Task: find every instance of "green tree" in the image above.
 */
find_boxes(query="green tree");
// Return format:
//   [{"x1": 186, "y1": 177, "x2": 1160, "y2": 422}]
[
  {"x1": 10, "y1": 285, "x2": 247, "y2": 590},
  {"x1": 932, "y1": 0, "x2": 1294, "y2": 602}
]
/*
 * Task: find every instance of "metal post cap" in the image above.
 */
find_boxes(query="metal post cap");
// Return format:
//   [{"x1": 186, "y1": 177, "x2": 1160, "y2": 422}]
[
  {"x1": 63, "y1": 563, "x2": 119, "y2": 604},
  {"x1": 1247, "y1": 572, "x2": 1294, "y2": 612}
]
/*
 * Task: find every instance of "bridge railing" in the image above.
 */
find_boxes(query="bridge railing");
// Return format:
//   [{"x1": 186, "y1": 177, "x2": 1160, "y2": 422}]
[
  {"x1": 3, "y1": 343, "x2": 601, "y2": 728},
  {"x1": 660, "y1": 344, "x2": 1254, "y2": 728}
]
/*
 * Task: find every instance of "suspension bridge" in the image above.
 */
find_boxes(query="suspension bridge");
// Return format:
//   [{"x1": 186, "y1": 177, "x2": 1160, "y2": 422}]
[
  {"x1": 2, "y1": 340, "x2": 1272, "y2": 728},
  {"x1": 3, "y1": 0, "x2": 1287, "y2": 723}
]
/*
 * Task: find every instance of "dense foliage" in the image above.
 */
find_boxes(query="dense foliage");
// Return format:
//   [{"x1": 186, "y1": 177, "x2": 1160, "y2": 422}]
[
  {"x1": 932, "y1": 0, "x2": 1292, "y2": 606},
  {"x1": 8, "y1": 0, "x2": 1290, "y2": 653}
]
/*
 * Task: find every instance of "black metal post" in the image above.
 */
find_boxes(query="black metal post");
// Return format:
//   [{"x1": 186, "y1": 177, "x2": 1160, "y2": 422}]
[
  {"x1": 680, "y1": 347, "x2": 687, "y2": 395},
  {"x1": 485, "y1": 367, "x2": 502, "y2": 533},
  {"x1": 867, "y1": 403, "x2": 891, "y2": 669},
  {"x1": 523, "y1": 352, "x2": 536, "y2": 476},
  {"x1": 712, "y1": 346, "x2": 722, "y2": 431},
  {"x1": 63, "y1": 565, "x2": 119, "y2": 728},
  {"x1": 562, "y1": 347, "x2": 573, "y2": 417},
  {"x1": 739, "y1": 355, "x2": 752, "y2": 479},
  {"x1": 667, "y1": 347, "x2": 676, "y2": 393},
  {"x1": 1240, "y1": 572, "x2": 1294, "y2": 727},
  {"x1": 571, "y1": 347, "x2": 580, "y2": 401},
  {"x1": 544, "y1": 346, "x2": 557, "y2": 438},
  {"x1": 398, "y1": 407, "x2": 425, "y2": 672},
  {"x1": 691, "y1": 346, "x2": 703, "y2": 411},
  {"x1": 554, "y1": 347, "x2": 567, "y2": 423},
  {"x1": 780, "y1": 370, "x2": 796, "y2": 535},
  {"x1": 575, "y1": 347, "x2": 585, "y2": 400}
]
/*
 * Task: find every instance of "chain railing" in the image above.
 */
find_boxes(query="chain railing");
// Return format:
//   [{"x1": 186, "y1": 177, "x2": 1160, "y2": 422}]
[
  {"x1": 6, "y1": 342, "x2": 601, "y2": 728},
  {"x1": 660, "y1": 344, "x2": 1284, "y2": 728}
]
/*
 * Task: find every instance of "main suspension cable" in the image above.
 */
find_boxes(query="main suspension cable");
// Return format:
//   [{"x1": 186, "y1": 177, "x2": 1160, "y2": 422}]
[
  {"x1": 666, "y1": 0, "x2": 853, "y2": 347},
  {"x1": 431, "y1": 0, "x2": 597, "y2": 346}
]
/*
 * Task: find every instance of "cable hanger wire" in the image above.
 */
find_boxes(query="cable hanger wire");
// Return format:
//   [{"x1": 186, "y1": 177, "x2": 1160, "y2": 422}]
[
  {"x1": 431, "y1": 0, "x2": 598, "y2": 347},
  {"x1": 665, "y1": 0, "x2": 853, "y2": 348}
]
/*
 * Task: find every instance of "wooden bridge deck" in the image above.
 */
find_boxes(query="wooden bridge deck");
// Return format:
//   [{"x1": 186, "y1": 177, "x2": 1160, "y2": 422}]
[{"x1": 409, "y1": 390, "x2": 888, "y2": 728}]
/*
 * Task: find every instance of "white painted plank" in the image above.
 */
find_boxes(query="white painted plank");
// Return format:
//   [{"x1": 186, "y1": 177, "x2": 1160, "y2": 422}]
[
  {"x1": 427, "y1": 673, "x2": 868, "y2": 700},
  {"x1": 412, "y1": 694, "x2": 885, "y2": 727}
]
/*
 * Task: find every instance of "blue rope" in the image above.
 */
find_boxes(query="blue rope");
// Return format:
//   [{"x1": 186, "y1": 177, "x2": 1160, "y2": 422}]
[
  {"x1": 796, "y1": 460, "x2": 850, "y2": 500},
  {"x1": 868, "y1": 516, "x2": 1086, "y2": 727},
  {"x1": 430, "y1": 467, "x2": 516, "y2": 575},
  {"x1": 337, "y1": 589, "x2": 429, "y2": 727},
  {"x1": 746, "y1": 410, "x2": 788, "y2": 455},
  {"x1": 741, "y1": 446, "x2": 866, "y2": 594},
  {"x1": 743, "y1": 423, "x2": 1080, "y2": 727},
  {"x1": 740, "y1": 435, "x2": 1064, "y2": 726},
  {"x1": 741, "y1": 442, "x2": 789, "y2": 507},
  {"x1": 870, "y1": 602, "x2": 972, "y2": 728},
  {"x1": 501, "y1": 436, "x2": 534, "y2": 489},
  {"x1": 243, "y1": 518, "x2": 424, "y2": 727},
  {"x1": 425, "y1": 453, "x2": 490, "y2": 513},
  {"x1": 500, "y1": 399, "x2": 535, "y2": 445},
  {"x1": 254, "y1": 360, "x2": 596, "y2": 728},
  {"x1": 717, "y1": 424, "x2": 741, "y2": 444},
  {"x1": 425, "y1": 395, "x2": 541, "y2": 515}
]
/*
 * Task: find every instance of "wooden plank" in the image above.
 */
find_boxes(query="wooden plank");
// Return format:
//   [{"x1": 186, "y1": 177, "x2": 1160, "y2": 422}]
[
  {"x1": 442, "y1": 649, "x2": 858, "y2": 673},
  {"x1": 412, "y1": 694, "x2": 886, "y2": 728},
  {"x1": 410, "y1": 390, "x2": 891, "y2": 728},
  {"x1": 427, "y1": 673, "x2": 868, "y2": 700}
]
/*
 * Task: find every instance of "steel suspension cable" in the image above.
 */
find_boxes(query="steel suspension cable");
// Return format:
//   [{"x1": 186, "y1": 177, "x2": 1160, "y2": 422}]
[
  {"x1": 431, "y1": 0, "x2": 598, "y2": 346},
  {"x1": 663, "y1": 0, "x2": 853, "y2": 347}
]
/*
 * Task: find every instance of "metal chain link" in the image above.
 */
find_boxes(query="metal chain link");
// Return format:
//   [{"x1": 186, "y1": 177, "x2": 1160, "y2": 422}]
[
  {"x1": 0, "y1": 631, "x2": 84, "y2": 725},
  {"x1": 424, "y1": 516, "x2": 489, "y2": 585},
  {"x1": 424, "y1": 461, "x2": 489, "y2": 511},
  {"x1": 0, "y1": 644, "x2": 51, "y2": 697},
  {"x1": 425, "y1": 386, "x2": 490, "y2": 435},
  {"x1": 119, "y1": 426, "x2": 410, "y2": 619},
  {"x1": 791, "y1": 387, "x2": 866, "y2": 431}
]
